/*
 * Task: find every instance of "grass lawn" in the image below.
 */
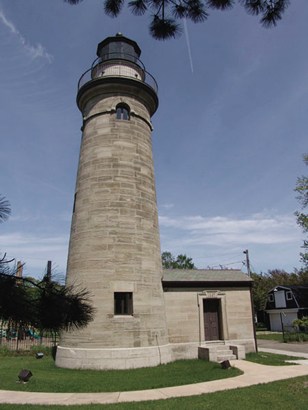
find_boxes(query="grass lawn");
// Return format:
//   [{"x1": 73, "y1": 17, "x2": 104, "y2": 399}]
[
  {"x1": 257, "y1": 331, "x2": 308, "y2": 343},
  {"x1": 0, "y1": 355, "x2": 241, "y2": 393},
  {"x1": 0, "y1": 350, "x2": 305, "y2": 409},
  {"x1": 256, "y1": 332, "x2": 284, "y2": 342},
  {"x1": 245, "y1": 351, "x2": 305, "y2": 365},
  {"x1": 0, "y1": 375, "x2": 308, "y2": 409}
]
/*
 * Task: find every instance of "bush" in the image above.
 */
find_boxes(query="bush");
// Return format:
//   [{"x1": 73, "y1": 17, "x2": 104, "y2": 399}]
[
  {"x1": 0, "y1": 345, "x2": 52, "y2": 357},
  {"x1": 0, "y1": 346, "x2": 32, "y2": 356},
  {"x1": 293, "y1": 316, "x2": 308, "y2": 333},
  {"x1": 283, "y1": 331, "x2": 308, "y2": 343}
]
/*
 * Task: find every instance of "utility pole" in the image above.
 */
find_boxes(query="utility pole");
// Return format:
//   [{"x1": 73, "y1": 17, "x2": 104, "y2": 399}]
[
  {"x1": 46, "y1": 260, "x2": 52, "y2": 281},
  {"x1": 243, "y1": 249, "x2": 251, "y2": 277},
  {"x1": 244, "y1": 249, "x2": 258, "y2": 352}
]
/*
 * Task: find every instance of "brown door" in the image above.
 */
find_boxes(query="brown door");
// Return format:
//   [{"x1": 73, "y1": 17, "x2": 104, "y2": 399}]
[{"x1": 203, "y1": 299, "x2": 221, "y2": 341}]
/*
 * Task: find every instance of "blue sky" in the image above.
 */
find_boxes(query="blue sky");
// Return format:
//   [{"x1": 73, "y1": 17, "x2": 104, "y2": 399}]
[{"x1": 0, "y1": 0, "x2": 307, "y2": 279}]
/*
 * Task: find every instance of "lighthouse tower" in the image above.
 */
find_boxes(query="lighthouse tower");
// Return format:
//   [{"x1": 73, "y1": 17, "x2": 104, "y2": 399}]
[{"x1": 56, "y1": 34, "x2": 172, "y2": 369}]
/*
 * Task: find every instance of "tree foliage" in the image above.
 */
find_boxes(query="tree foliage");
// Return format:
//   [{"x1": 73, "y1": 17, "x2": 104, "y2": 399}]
[
  {"x1": 295, "y1": 154, "x2": 308, "y2": 270},
  {"x1": 0, "y1": 272, "x2": 36, "y2": 324},
  {"x1": 0, "y1": 195, "x2": 11, "y2": 224},
  {"x1": 0, "y1": 265, "x2": 95, "y2": 338},
  {"x1": 0, "y1": 196, "x2": 94, "y2": 339},
  {"x1": 162, "y1": 251, "x2": 196, "y2": 269},
  {"x1": 35, "y1": 275, "x2": 94, "y2": 333},
  {"x1": 0, "y1": 195, "x2": 14, "y2": 282},
  {"x1": 65, "y1": 0, "x2": 290, "y2": 40}
]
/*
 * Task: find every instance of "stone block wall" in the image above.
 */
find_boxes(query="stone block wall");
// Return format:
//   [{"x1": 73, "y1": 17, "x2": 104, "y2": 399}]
[{"x1": 164, "y1": 287, "x2": 255, "y2": 357}]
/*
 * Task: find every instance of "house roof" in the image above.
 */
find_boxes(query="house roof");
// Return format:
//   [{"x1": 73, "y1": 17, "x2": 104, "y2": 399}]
[
  {"x1": 268, "y1": 285, "x2": 308, "y2": 309},
  {"x1": 287, "y1": 285, "x2": 308, "y2": 308},
  {"x1": 162, "y1": 269, "x2": 252, "y2": 288}
]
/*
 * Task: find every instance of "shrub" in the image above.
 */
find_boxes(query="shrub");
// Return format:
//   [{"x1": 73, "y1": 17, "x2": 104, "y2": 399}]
[{"x1": 293, "y1": 316, "x2": 308, "y2": 333}]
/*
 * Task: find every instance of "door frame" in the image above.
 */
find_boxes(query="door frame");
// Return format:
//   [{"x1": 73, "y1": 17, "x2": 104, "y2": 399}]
[
  {"x1": 203, "y1": 298, "x2": 221, "y2": 341},
  {"x1": 198, "y1": 290, "x2": 229, "y2": 343}
]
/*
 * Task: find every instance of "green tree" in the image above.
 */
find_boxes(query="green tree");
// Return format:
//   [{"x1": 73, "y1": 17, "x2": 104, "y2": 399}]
[
  {"x1": 295, "y1": 154, "x2": 308, "y2": 270},
  {"x1": 162, "y1": 251, "x2": 196, "y2": 269},
  {"x1": 0, "y1": 196, "x2": 13, "y2": 276},
  {"x1": 0, "y1": 271, "x2": 36, "y2": 325},
  {"x1": 174, "y1": 254, "x2": 196, "y2": 269},
  {"x1": 65, "y1": 0, "x2": 290, "y2": 40},
  {"x1": 250, "y1": 271, "x2": 270, "y2": 313},
  {"x1": 251, "y1": 268, "x2": 308, "y2": 313},
  {"x1": 35, "y1": 275, "x2": 94, "y2": 337},
  {"x1": 0, "y1": 269, "x2": 94, "y2": 344},
  {"x1": 162, "y1": 251, "x2": 175, "y2": 268},
  {"x1": 0, "y1": 195, "x2": 94, "y2": 339}
]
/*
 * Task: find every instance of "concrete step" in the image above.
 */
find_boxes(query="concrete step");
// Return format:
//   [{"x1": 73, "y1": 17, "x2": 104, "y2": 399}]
[
  {"x1": 215, "y1": 345, "x2": 237, "y2": 361},
  {"x1": 217, "y1": 354, "x2": 237, "y2": 361},
  {"x1": 199, "y1": 343, "x2": 245, "y2": 362},
  {"x1": 215, "y1": 348, "x2": 233, "y2": 355}
]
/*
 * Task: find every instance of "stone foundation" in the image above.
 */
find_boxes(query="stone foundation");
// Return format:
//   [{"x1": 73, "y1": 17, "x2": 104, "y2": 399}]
[
  {"x1": 55, "y1": 344, "x2": 172, "y2": 370},
  {"x1": 56, "y1": 338, "x2": 255, "y2": 369}
]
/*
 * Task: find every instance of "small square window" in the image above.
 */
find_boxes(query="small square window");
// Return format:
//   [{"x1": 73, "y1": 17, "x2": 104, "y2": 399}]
[
  {"x1": 286, "y1": 291, "x2": 293, "y2": 301},
  {"x1": 114, "y1": 292, "x2": 133, "y2": 315}
]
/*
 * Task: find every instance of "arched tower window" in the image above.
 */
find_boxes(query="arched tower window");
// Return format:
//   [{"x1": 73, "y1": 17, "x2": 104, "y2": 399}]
[{"x1": 116, "y1": 104, "x2": 130, "y2": 120}]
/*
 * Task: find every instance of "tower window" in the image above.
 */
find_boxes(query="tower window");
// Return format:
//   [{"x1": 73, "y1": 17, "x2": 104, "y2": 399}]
[
  {"x1": 114, "y1": 292, "x2": 133, "y2": 315},
  {"x1": 116, "y1": 104, "x2": 130, "y2": 120}
]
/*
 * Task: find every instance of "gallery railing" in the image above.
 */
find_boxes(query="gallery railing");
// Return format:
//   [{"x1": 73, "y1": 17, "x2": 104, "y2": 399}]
[{"x1": 78, "y1": 53, "x2": 158, "y2": 94}]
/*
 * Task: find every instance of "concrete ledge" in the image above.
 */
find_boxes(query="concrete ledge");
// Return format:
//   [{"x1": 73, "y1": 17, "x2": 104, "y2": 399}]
[
  {"x1": 198, "y1": 343, "x2": 245, "y2": 362},
  {"x1": 230, "y1": 344, "x2": 246, "y2": 359},
  {"x1": 223, "y1": 338, "x2": 255, "y2": 354},
  {"x1": 56, "y1": 344, "x2": 172, "y2": 370},
  {"x1": 56, "y1": 341, "x2": 251, "y2": 369},
  {"x1": 170, "y1": 342, "x2": 200, "y2": 360}
]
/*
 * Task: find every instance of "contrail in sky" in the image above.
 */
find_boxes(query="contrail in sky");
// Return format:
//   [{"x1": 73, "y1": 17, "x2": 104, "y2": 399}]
[
  {"x1": 184, "y1": 19, "x2": 194, "y2": 73},
  {"x1": 0, "y1": 8, "x2": 53, "y2": 63}
]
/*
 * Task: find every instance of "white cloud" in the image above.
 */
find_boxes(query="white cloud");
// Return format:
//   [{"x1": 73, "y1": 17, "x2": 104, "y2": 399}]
[
  {"x1": 9, "y1": 211, "x2": 71, "y2": 224},
  {"x1": 159, "y1": 212, "x2": 301, "y2": 247},
  {"x1": 0, "y1": 232, "x2": 68, "y2": 277},
  {"x1": 160, "y1": 203, "x2": 175, "y2": 210},
  {"x1": 0, "y1": 9, "x2": 53, "y2": 63},
  {"x1": 159, "y1": 212, "x2": 303, "y2": 272}
]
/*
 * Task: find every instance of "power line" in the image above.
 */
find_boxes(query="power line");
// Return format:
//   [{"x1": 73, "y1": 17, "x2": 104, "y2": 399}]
[{"x1": 206, "y1": 261, "x2": 244, "y2": 269}]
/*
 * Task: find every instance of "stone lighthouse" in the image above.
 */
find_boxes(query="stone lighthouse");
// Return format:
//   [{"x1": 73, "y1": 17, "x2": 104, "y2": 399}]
[{"x1": 56, "y1": 34, "x2": 172, "y2": 369}]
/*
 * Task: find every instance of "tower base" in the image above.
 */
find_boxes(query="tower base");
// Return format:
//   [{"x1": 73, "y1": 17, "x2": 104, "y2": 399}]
[{"x1": 55, "y1": 344, "x2": 173, "y2": 370}]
